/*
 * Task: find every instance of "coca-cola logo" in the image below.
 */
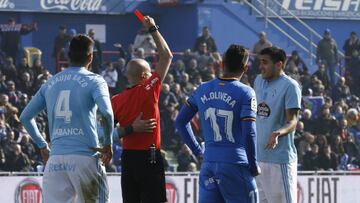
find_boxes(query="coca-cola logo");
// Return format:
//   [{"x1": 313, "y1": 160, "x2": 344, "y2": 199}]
[
  {"x1": 14, "y1": 178, "x2": 43, "y2": 203},
  {"x1": 0, "y1": 0, "x2": 15, "y2": 9},
  {"x1": 40, "y1": 0, "x2": 106, "y2": 12}
]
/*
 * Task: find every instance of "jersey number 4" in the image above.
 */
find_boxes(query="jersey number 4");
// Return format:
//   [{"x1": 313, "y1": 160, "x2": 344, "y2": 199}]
[
  {"x1": 55, "y1": 90, "x2": 72, "y2": 123},
  {"x1": 205, "y1": 107, "x2": 235, "y2": 143}
]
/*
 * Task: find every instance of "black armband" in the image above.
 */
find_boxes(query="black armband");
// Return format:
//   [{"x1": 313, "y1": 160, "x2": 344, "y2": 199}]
[
  {"x1": 124, "y1": 125, "x2": 134, "y2": 135},
  {"x1": 148, "y1": 25, "x2": 160, "y2": 33}
]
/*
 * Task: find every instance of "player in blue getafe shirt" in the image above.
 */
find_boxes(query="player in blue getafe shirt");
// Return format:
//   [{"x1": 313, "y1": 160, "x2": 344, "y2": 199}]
[
  {"x1": 20, "y1": 35, "x2": 114, "y2": 203},
  {"x1": 176, "y1": 44, "x2": 260, "y2": 203}
]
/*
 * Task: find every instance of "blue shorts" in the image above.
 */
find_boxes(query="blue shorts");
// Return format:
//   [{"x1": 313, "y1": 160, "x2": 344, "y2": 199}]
[{"x1": 199, "y1": 162, "x2": 258, "y2": 203}]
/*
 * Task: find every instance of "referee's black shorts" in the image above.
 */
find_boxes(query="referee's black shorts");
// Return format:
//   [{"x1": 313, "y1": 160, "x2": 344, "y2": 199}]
[{"x1": 121, "y1": 149, "x2": 166, "y2": 203}]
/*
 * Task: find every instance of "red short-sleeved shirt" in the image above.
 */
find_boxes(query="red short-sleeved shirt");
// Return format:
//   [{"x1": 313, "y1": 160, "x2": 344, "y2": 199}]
[{"x1": 111, "y1": 72, "x2": 161, "y2": 150}]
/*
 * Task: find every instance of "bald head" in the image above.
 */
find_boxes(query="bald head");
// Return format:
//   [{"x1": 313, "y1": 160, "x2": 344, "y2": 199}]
[{"x1": 126, "y1": 59, "x2": 152, "y2": 85}]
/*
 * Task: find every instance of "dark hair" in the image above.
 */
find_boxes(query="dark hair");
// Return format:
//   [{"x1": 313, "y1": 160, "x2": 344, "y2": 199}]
[
  {"x1": 291, "y1": 50, "x2": 298, "y2": 56},
  {"x1": 223, "y1": 44, "x2": 249, "y2": 73},
  {"x1": 68, "y1": 35, "x2": 94, "y2": 65},
  {"x1": 260, "y1": 47, "x2": 287, "y2": 66}
]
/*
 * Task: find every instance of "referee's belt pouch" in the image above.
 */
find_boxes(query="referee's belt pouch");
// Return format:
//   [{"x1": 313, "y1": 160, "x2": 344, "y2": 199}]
[{"x1": 149, "y1": 144, "x2": 156, "y2": 164}]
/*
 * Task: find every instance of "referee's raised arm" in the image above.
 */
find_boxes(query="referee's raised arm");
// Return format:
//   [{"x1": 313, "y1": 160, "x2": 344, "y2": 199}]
[{"x1": 143, "y1": 16, "x2": 173, "y2": 81}]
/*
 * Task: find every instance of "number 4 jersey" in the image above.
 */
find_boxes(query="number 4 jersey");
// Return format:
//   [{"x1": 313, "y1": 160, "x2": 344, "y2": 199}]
[
  {"x1": 27, "y1": 67, "x2": 111, "y2": 156},
  {"x1": 187, "y1": 78, "x2": 257, "y2": 164}
]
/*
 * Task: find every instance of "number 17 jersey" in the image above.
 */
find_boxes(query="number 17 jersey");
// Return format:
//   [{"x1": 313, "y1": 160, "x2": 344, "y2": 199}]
[{"x1": 187, "y1": 78, "x2": 257, "y2": 164}]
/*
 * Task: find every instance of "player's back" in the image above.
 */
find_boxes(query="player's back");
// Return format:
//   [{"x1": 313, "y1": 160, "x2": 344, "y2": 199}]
[
  {"x1": 188, "y1": 78, "x2": 256, "y2": 165},
  {"x1": 41, "y1": 67, "x2": 106, "y2": 156}
]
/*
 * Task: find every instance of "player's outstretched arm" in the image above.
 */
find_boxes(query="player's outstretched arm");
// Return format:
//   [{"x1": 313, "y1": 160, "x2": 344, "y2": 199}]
[
  {"x1": 143, "y1": 16, "x2": 173, "y2": 81},
  {"x1": 20, "y1": 91, "x2": 48, "y2": 149},
  {"x1": 266, "y1": 108, "x2": 300, "y2": 149},
  {"x1": 175, "y1": 105, "x2": 203, "y2": 156}
]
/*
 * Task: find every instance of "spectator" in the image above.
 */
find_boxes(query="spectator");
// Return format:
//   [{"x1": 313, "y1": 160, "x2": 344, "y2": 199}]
[
  {"x1": 0, "y1": 18, "x2": 37, "y2": 63},
  {"x1": 318, "y1": 145, "x2": 338, "y2": 170},
  {"x1": 294, "y1": 121, "x2": 304, "y2": 147},
  {"x1": 171, "y1": 83, "x2": 187, "y2": 106},
  {"x1": 2, "y1": 130, "x2": 16, "y2": 155},
  {"x1": 286, "y1": 50, "x2": 308, "y2": 74},
  {"x1": 346, "y1": 108, "x2": 359, "y2": 128},
  {"x1": 349, "y1": 121, "x2": 360, "y2": 148},
  {"x1": 171, "y1": 59, "x2": 186, "y2": 82},
  {"x1": 333, "y1": 118, "x2": 350, "y2": 140},
  {"x1": 194, "y1": 43, "x2": 212, "y2": 69},
  {"x1": 88, "y1": 29, "x2": 102, "y2": 74},
  {"x1": 343, "y1": 31, "x2": 360, "y2": 68},
  {"x1": 186, "y1": 59, "x2": 200, "y2": 80},
  {"x1": 286, "y1": 61, "x2": 301, "y2": 82},
  {"x1": 19, "y1": 134, "x2": 38, "y2": 167},
  {"x1": 133, "y1": 28, "x2": 154, "y2": 51},
  {"x1": 0, "y1": 148, "x2": 6, "y2": 171},
  {"x1": 0, "y1": 118, "x2": 10, "y2": 142},
  {"x1": 0, "y1": 70, "x2": 7, "y2": 93},
  {"x1": 17, "y1": 56, "x2": 34, "y2": 80},
  {"x1": 313, "y1": 107, "x2": 337, "y2": 136},
  {"x1": 15, "y1": 93, "x2": 29, "y2": 114},
  {"x1": 32, "y1": 58, "x2": 45, "y2": 77},
  {"x1": 316, "y1": 29, "x2": 339, "y2": 86},
  {"x1": 36, "y1": 69, "x2": 52, "y2": 86},
  {"x1": 188, "y1": 162, "x2": 197, "y2": 172},
  {"x1": 160, "y1": 149, "x2": 170, "y2": 172},
  {"x1": 251, "y1": 31, "x2": 272, "y2": 75},
  {"x1": 134, "y1": 47, "x2": 145, "y2": 59},
  {"x1": 193, "y1": 26, "x2": 217, "y2": 53},
  {"x1": 101, "y1": 62, "x2": 118, "y2": 96},
  {"x1": 179, "y1": 73, "x2": 194, "y2": 95},
  {"x1": 2, "y1": 56, "x2": 17, "y2": 82},
  {"x1": 52, "y1": 25, "x2": 71, "y2": 65},
  {"x1": 331, "y1": 135, "x2": 345, "y2": 156},
  {"x1": 333, "y1": 103, "x2": 345, "y2": 120},
  {"x1": 177, "y1": 144, "x2": 198, "y2": 172},
  {"x1": 5, "y1": 144, "x2": 31, "y2": 171},
  {"x1": 164, "y1": 73, "x2": 175, "y2": 87},
  {"x1": 333, "y1": 77, "x2": 351, "y2": 101},
  {"x1": 298, "y1": 132, "x2": 315, "y2": 165},
  {"x1": 303, "y1": 144, "x2": 320, "y2": 170},
  {"x1": 0, "y1": 93, "x2": 19, "y2": 127},
  {"x1": 6, "y1": 80, "x2": 21, "y2": 105},
  {"x1": 114, "y1": 58, "x2": 128, "y2": 93},
  {"x1": 343, "y1": 135, "x2": 359, "y2": 164},
  {"x1": 17, "y1": 72, "x2": 34, "y2": 97},
  {"x1": 316, "y1": 134, "x2": 329, "y2": 153},
  {"x1": 313, "y1": 63, "x2": 330, "y2": 90},
  {"x1": 159, "y1": 84, "x2": 179, "y2": 110}
]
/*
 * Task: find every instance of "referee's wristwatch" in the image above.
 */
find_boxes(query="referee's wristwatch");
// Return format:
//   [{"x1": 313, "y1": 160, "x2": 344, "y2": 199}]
[{"x1": 148, "y1": 25, "x2": 159, "y2": 33}]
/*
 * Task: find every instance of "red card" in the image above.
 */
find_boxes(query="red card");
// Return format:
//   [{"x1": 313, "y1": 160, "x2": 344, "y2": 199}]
[{"x1": 134, "y1": 9, "x2": 144, "y2": 23}]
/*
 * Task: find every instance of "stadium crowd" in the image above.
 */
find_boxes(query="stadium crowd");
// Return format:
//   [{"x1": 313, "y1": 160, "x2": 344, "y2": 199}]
[{"x1": 0, "y1": 24, "x2": 360, "y2": 173}]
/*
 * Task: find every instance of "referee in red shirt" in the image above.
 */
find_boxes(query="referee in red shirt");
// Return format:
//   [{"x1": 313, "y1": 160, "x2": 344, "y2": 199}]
[{"x1": 111, "y1": 16, "x2": 173, "y2": 203}]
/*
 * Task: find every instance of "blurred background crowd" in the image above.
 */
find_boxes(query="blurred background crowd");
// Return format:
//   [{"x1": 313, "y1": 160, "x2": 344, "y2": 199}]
[{"x1": 0, "y1": 21, "x2": 360, "y2": 173}]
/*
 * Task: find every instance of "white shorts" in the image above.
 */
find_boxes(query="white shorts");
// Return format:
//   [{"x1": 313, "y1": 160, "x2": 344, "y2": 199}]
[
  {"x1": 43, "y1": 155, "x2": 109, "y2": 203},
  {"x1": 256, "y1": 161, "x2": 297, "y2": 203}
]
